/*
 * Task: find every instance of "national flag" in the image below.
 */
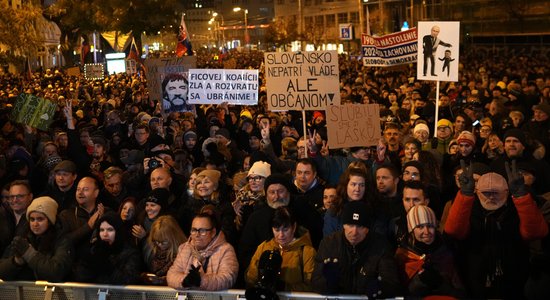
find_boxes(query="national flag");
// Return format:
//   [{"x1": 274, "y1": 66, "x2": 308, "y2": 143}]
[
  {"x1": 127, "y1": 37, "x2": 140, "y2": 61},
  {"x1": 176, "y1": 14, "x2": 193, "y2": 57},
  {"x1": 81, "y1": 36, "x2": 90, "y2": 65}
]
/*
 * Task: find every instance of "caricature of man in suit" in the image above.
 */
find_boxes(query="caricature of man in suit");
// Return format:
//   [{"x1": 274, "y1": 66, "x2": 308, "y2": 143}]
[{"x1": 423, "y1": 25, "x2": 452, "y2": 76}]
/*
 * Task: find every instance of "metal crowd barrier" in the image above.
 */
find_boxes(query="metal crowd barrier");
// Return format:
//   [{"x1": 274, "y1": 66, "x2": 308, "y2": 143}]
[{"x1": 0, "y1": 281, "x2": 376, "y2": 300}]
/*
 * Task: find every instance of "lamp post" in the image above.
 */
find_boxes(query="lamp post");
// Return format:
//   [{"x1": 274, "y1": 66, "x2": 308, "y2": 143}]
[
  {"x1": 233, "y1": 7, "x2": 249, "y2": 48},
  {"x1": 211, "y1": 12, "x2": 225, "y2": 48}
]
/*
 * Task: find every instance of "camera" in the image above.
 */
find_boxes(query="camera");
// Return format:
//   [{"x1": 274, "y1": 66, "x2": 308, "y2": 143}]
[{"x1": 148, "y1": 158, "x2": 161, "y2": 170}]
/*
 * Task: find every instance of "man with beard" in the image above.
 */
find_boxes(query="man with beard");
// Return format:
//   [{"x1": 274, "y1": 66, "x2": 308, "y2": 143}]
[
  {"x1": 161, "y1": 73, "x2": 193, "y2": 113},
  {"x1": 89, "y1": 135, "x2": 113, "y2": 180},
  {"x1": 490, "y1": 128, "x2": 550, "y2": 195},
  {"x1": 445, "y1": 161, "x2": 547, "y2": 299},
  {"x1": 383, "y1": 123, "x2": 404, "y2": 171},
  {"x1": 238, "y1": 174, "x2": 293, "y2": 275}
]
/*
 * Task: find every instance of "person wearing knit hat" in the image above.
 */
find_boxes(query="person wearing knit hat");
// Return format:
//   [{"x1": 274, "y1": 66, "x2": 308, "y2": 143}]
[
  {"x1": 432, "y1": 119, "x2": 454, "y2": 156},
  {"x1": 264, "y1": 173, "x2": 293, "y2": 209},
  {"x1": 413, "y1": 123, "x2": 430, "y2": 144},
  {"x1": 457, "y1": 130, "x2": 476, "y2": 147},
  {"x1": 341, "y1": 201, "x2": 373, "y2": 228},
  {"x1": 233, "y1": 161, "x2": 272, "y2": 230},
  {"x1": 456, "y1": 131, "x2": 476, "y2": 157},
  {"x1": 0, "y1": 196, "x2": 73, "y2": 282},
  {"x1": 406, "y1": 205, "x2": 437, "y2": 235},
  {"x1": 312, "y1": 199, "x2": 402, "y2": 296},
  {"x1": 183, "y1": 130, "x2": 198, "y2": 146},
  {"x1": 248, "y1": 161, "x2": 271, "y2": 179},
  {"x1": 395, "y1": 205, "x2": 464, "y2": 297},
  {"x1": 503, "y1": 128, "x2": 527, "y2": 158},
  {"x1": 198, "y1": 169, "x2": 221, "y2": 186},
  {"x1": 26, "y1": 196, "x2": 59, "y2": 225}
]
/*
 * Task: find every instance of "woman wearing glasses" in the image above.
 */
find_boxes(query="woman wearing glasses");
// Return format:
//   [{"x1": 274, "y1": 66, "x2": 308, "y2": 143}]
[
  {"x1": 233, "y1": 161, "x2": 271, "y2": 230},
  {"x1": 142, "y1": 215, "x2": 187, "y2": 285},
  {"x1": 167, "y1": 211, "x2": 238, "y2": 290}
]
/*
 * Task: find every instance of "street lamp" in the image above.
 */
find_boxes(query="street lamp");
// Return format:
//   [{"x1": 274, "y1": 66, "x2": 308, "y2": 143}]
[
  {"x1": 211, "y1": 11, "x2": 225, "y2": 48},
  {"x1": 233, "y1": 7, "x2": 249, "y2": 48}
]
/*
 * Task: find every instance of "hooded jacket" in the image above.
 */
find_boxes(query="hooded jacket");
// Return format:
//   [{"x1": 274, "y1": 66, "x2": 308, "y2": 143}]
[
  {"x1": 167, "y1": 231, "x2": 238, "y2": 291},
  {"x1": 246, "y1": 227, "x2": 316, "y2": 291}
]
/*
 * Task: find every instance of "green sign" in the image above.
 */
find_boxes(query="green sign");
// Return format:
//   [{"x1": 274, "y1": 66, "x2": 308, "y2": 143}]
[{"x1": 10, "y1": 93, "x2": 58, "y2": 131}]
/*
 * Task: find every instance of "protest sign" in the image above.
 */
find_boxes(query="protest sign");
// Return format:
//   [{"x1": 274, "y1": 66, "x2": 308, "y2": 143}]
[
  {"x1": 144, "y1": 56, "x2": 197, "y2": 113},
  {"x1": 362, "y1": 28, "x2": 418, "y2": 67},
  {"x1": 326, "y1": 104, "x2": 380, "y2": 149},
  {"x1": 417, "y1": 21, "x2": 460, "y2": 81},
  {"x1": 264, "y1": 50, "x2": 340, "y2": 111},
  {"x1": 10, "y1": 94, "x2": 57, "y2": 131},
  {"x1": 84, "y1": 64, "x2": 104, "y2": 80},
  {"x1": 66, "y1": 66, "x2": 80, "y2": 77},
  {"x1": 188, "y1": 69, "x2": 258, "y2": 105}
]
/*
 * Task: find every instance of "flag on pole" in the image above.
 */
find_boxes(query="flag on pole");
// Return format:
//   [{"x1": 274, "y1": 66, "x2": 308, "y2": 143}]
[
  {"x1": 176, "y1": 15, "x2": 193, "y2": 57},
  {"x1": 127, "y1": 37, "x2": 140, "y2": 61},
  {"x1": 24, "y1": 57, "x2": 32, "y2": 81},
  {"x1": 81, "y1": 36, "x2": 90, "y2": 65}
]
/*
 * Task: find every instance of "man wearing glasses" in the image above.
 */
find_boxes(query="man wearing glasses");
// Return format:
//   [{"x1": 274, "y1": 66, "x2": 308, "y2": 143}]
[{"x1": 7, "y1": 180, "x2": 34, "y2": 238}]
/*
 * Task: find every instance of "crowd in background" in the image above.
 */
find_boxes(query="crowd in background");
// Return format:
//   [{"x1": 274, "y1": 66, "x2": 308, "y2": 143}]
[{"x1": 0, "y1": 45, "x2": 549, "y2": 299}]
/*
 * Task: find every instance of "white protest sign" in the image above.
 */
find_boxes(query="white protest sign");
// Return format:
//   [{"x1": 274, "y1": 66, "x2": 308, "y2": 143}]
[
  {"x1": 264, "y1": 50, "x2": 340, "y2": 111},
  {"x1": 417, "y1": 21, "x2": 460, "y2": 81},
  {"x1": 326, "y1": 104, "x2": 380, "y2": 149},
  {"x1": 188, "y1": 69, "x2": 259, "y2": 105},
  {"x1": 84, "y1": 64, "x2": 104, "y2": 80}
]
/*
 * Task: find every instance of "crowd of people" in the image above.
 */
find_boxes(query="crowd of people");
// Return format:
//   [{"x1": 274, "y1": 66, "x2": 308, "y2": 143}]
[{"x1": 0, "y1": 46, "x2": 549, "y2": 299}]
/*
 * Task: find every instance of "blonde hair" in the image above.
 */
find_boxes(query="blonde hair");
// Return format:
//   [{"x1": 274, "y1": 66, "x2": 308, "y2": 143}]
[
  {"x1": 146, "y1": 216, "x2": 187, "y2": 261},
  {"x1": 193, "y1": 174, "x2": 220, "y2": 201}
]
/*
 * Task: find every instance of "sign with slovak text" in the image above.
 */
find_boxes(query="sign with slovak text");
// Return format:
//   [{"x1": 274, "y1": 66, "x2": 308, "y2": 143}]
[
  {"x1": 326, "y1": 104, "x2": 380, "y2": 149},
  {"x1": 10, "y1": 93, "x2": 57, "y2": 131},
  {"x1": 188, "y1": 69, "x2": 259, "y2": 105},
  {"x1": 264, "y1": 51, "x2": 340, "y2": 111},
  {"x1": 361, "y1": 28, "x2": 418, "y2": 67}
]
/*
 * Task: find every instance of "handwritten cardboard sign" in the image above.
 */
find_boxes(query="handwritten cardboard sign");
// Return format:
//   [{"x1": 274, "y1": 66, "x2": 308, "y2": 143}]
[
  {"x1": 326, "y1": 104, "x2": 380, "y2": 149},
  {"x1": 264, "y1": 50, "x2": 340, "y2": 111}
]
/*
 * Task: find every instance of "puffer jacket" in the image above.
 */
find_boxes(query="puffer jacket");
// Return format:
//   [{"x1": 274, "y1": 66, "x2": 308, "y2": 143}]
[
  {"x1": 167, "y1": 231, "x2": 238, "y2": 291},
  {"x1": 246, "y1": 227, "x2": 316, "y2": 291}
]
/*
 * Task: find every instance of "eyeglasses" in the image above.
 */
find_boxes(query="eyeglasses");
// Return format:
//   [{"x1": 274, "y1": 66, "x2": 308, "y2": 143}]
[
  {"x1": 9, "y1": 194, "x2": 29, "y2": 201},
  {"x1": 190, "y1": 227, "x2": 213, "y2": 236},
  {"x1": 248, "y1": 176, "x2": 264, "y2": 182},
  {"x1": 153, "y1": 240, "x2": 169, "y2": 246}
]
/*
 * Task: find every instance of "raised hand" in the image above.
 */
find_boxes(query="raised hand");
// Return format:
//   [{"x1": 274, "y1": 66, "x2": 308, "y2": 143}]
[
  {"x1": 376, "y1": 138, "x2": 387, "y2": 161},
  {"x1": 260, "y1": 121, "x2": 270, "y2": 141},
  {"x1": 320, "y1": 141, "x2": 330, "y2": 157},
  {"x1": 459, "y1": 159, "x2": 475, "y2": 196},
  {"x1": 505, "y1": 160, "x2": 527, "y2": 197},
  {"x1": 306, "y1": 129, "x2": 317, "y2": 153}
]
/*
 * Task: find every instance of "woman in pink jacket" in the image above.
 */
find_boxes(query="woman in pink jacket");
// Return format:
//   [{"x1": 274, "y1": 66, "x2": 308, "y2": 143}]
[{"x1": 167, "y1": 210, "x2": 238, "y2": 290}]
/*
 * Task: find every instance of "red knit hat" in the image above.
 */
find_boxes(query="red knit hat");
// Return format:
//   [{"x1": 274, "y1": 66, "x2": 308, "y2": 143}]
[{"x1": 457, "y1": 130, "x2": 476, "y2": 146}]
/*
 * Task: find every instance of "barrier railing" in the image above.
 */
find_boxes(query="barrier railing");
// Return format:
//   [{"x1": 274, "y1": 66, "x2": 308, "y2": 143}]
[{"x1": 0, "y1": 281, "x2": 376, "y2": 300}]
